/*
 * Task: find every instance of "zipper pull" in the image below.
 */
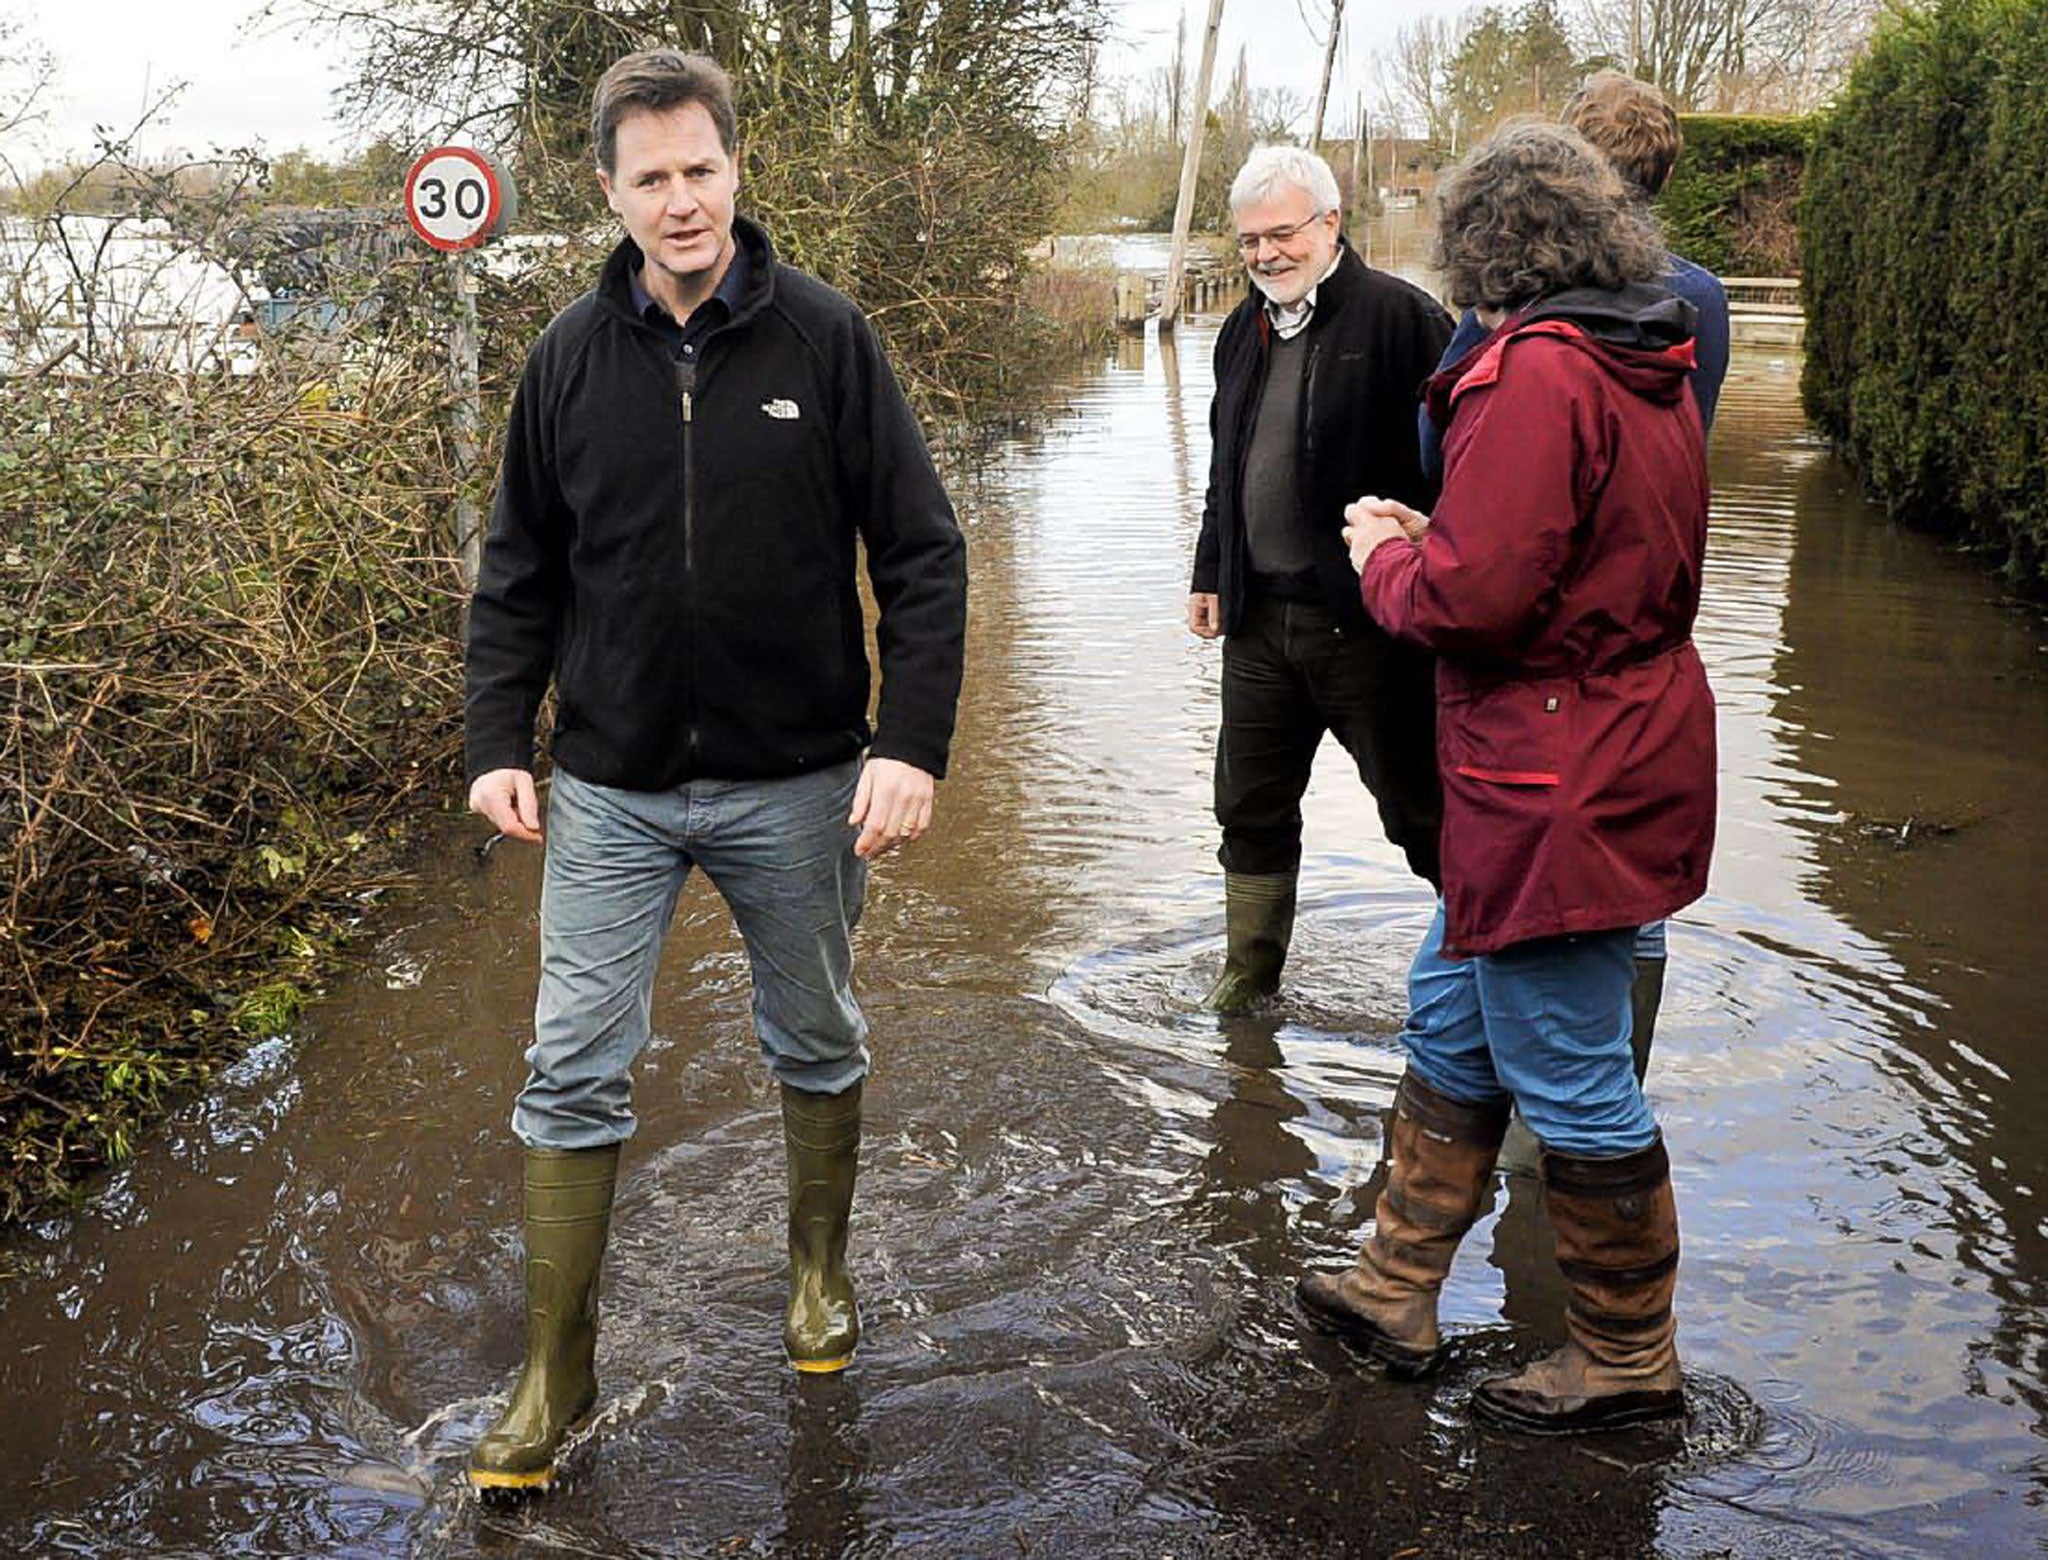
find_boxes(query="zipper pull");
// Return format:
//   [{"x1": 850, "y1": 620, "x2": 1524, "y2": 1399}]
[{"x1": 674, "y1": 358, "x2": 696, "y2": 422}]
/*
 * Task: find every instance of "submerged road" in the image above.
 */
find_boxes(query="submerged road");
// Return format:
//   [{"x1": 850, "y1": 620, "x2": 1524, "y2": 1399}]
[{"x1": 6, "y1": 317, "x2": 2048, "y2": 1558}]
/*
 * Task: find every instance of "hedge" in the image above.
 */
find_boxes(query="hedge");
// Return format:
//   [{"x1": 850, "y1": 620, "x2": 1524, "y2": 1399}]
[
  {"x1": 1801, "y1": 0, "x2": 2048, "y2": 589},
  {"x1": 1657, "y1": 113, "x2": 1816, "y2": 277}
]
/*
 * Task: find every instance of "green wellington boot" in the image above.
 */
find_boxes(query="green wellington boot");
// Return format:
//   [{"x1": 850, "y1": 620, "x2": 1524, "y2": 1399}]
[
  {"x1": 469, "y1": 1144, "x2": 620, "y2": 1495},
  {"x1": 1201, "y1": 872, "x2": 1298, "y2": 1014},
  {"x1": 783, "y1": 1081, "x2": 862, "y2": 1373},
  {"x1": 1498, "y1": 955, "x2": 1668, "y2": 1177}
]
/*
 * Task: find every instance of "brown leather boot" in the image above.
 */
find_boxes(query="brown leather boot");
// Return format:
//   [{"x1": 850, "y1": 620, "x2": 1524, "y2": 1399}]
[
  {"x1": 1473, "y1": 1134, "x2": 1684, "y2": 1434},
  {"x1": 1296, "y1": 1072, "x2": 1510, "y2": 1378}
]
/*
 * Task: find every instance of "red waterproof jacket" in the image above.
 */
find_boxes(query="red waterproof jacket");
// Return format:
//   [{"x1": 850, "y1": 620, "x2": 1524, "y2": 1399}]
[{"x1": 1359, "y1": 285, "x2": 1717, "y2": 956}]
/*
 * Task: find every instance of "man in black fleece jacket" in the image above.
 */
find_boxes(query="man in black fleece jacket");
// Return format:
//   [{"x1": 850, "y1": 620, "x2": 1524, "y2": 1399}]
[
  {"x1": 1188, "y1": 145, "x2": 1450, "y2": 1012},
  {"x1": 463, "y1": 50, "x2": 965, "y2": 1494}
]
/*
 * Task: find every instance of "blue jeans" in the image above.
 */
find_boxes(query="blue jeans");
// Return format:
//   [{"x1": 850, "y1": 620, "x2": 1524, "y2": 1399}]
[
  {"x1": 1399, "y1": 904, "x2": 1658, "y2": 1157},
  {"x1": 515, "y1": 763, "x2": 870, "y2": 1150}
]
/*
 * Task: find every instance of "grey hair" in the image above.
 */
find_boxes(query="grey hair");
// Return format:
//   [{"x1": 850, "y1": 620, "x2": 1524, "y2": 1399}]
[
  {"x1": 1435, "y1": 121, "x2": 1667, "y2": 312},
  {"x1": 1229, "y1": 145, "x2": 1342, "y2": 216}
]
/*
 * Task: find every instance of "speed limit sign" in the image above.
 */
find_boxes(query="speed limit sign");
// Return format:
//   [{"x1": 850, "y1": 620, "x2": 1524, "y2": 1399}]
[{"x1": 404, "y1": 146, "x2": 518, "y2": 251}]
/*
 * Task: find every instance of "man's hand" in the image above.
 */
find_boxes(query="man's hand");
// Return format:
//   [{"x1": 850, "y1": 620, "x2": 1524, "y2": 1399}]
[
  {"x1": 1342, "y1": 495, "x2": 1425, "y2": 574},
  {"x1": 469, "y1": 767, "x2": 543, "y2": 843},
  {"x1": 849, "y1": 757, "x2": 935, "y2": 860},
  {"x1": 1187, "y1": 592, "x2": 1222, "y2": 639}
]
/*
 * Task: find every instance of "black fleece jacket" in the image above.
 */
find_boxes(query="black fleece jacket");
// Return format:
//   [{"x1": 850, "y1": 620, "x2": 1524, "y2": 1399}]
[
  {"x1": 465, "y1": 217, "x2": 967, "y2": 789},
  {"x1": 1192, "y1": 244, "x2": 1453, "y2": 636}
]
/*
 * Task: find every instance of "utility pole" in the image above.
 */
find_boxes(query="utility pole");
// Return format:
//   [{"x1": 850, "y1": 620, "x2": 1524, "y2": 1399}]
[
  {"x1": 1169, "y1": 8, "x2": 1187, "y2": 145},
  {"x1": 1351, "y1": 95, "x2": 1367, "y2": 264},
  {"x1": 1162, "y1": 0, "x2": 1227, "y2": 332},
  {"x1": 1310, "y1": 0, "x2": 1346, "y2": 148}
]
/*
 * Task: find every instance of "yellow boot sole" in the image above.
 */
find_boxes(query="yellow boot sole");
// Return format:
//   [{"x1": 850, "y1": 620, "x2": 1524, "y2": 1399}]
[
  {"x1": 789, "y1": 1352, "x2": 852, "y2": 1375},
  {"x1": 469, "y1": 1463, "x2": 557, "y2": 1494}
]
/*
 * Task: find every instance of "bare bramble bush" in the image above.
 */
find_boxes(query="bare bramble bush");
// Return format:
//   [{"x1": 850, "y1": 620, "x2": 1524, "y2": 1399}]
[{"x1": 1, "y1": 151, "x2": 470, "y2": 1217}]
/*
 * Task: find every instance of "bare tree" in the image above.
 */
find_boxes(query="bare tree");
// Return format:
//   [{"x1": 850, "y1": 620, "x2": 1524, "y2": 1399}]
[
  {"x1": 0, "y1": 13, "x2": 56, "y2": 191},
  {"x1": 1377, "y1": 14, "x2": 1466, "y2": 150},
  {"x1": 1574, "y1": 0, "x2": 1877, "y2": 110},
  {"x1": 1737, "y1": 0, "x2": 1881, "y2": 110}
]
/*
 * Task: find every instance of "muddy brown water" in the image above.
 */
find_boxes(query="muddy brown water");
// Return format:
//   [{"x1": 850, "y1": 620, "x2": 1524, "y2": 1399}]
[{"x1": 7, "y1": 319, "x2": 2048, "y2": 1559}]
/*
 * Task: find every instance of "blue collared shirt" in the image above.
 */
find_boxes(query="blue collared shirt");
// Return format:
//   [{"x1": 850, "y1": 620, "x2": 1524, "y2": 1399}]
[{"x1": 628, "y1": 238, "x2": 751, "y2": 360}]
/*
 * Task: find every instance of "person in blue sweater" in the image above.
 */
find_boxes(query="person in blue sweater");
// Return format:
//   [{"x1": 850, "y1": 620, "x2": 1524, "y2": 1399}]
[{"x1": 1418, "y1": 71, "x2": 1729, "y2": 1174}]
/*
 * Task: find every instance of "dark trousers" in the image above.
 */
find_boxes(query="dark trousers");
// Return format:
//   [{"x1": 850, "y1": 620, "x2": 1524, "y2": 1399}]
[{"x1": 1214, "y1": 594, "x2": 1442, "y2": 887}]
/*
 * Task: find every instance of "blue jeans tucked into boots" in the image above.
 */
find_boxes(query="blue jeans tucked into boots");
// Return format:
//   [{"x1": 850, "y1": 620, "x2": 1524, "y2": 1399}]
[
  {"x1": 515, "y1": 762, "x2": 869, "y2": 1150},
  {"x1": 1398, "y1": 903, "x2": 1657, "y2": 1157}
]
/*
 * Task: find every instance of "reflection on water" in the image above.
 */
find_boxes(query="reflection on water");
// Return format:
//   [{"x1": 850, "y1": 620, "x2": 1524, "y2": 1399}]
[{"x1": 6, "y1": 315, "x2": 2048, "y2": 1557}]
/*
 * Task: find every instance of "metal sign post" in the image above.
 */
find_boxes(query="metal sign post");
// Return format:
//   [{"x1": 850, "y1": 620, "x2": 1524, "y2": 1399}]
[
  {"x1": 403, "y1": 146, "x2": 518, "y2": 592},
  {"x1": 448, "y1": 254, "x2": 482, "y2": 588}
]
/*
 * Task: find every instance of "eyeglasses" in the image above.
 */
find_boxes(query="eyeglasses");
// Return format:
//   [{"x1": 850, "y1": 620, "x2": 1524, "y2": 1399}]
[{"x1": 1235, "y1": 212, "x2": 1325, "y2": 254}]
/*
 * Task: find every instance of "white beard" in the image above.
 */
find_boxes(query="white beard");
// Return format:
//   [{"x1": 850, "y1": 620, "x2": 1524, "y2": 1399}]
[{"x1": 1249, "y1": 268, "x2": 1306, "y2": 306}]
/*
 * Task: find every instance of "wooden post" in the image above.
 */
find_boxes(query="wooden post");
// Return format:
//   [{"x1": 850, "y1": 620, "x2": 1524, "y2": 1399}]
[
  {"x1": 1162, "y1": 0, "x2": 1227, "y2": 333},
  {"x1": 449, "y1": 250, "x2": 483, "y2": 591},
  {"x1": 1310, "y1": 0, "x2": 1345, "y2": 148},
  {"x1": 1114, "y1": 272, "x2": 1148, "y2": 332}
]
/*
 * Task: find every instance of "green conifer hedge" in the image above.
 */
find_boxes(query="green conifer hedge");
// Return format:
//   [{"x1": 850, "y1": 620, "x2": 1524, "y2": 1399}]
[
  {"x1": 1659, "y1": 114, "x2": 1815, "y2": 277},
  {"x1": 1802, "y1": 0, "x2": 2048, "y2": 588}
]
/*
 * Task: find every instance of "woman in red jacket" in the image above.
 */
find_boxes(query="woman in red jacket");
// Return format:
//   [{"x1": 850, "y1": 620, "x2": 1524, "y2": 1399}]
[{"x1": 1295, "y1": 122, "x2": 1716, "y2": 1434}]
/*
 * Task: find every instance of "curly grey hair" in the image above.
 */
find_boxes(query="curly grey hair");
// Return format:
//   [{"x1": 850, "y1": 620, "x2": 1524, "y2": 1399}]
[{"x1": 1434, "y1": 122, "x2": 1667, "y2": 312}]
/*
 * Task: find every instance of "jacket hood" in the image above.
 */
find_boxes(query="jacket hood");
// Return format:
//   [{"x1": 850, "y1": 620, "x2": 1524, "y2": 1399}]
[
  {"x1": 1426, "y1": 281, "x2": 1698, "y2": 426},
  {"x1": 1521, "y1": 281, "x2": 1696, "y2": 350},
  {"x1": 595, "y1": 213, "x2": 778, "y2": 330}
]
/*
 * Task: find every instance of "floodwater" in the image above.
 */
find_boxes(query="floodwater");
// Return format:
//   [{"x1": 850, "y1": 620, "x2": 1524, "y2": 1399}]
[{"x1": 7, "y1": 315, "x2": 2048, "y2": 1559}]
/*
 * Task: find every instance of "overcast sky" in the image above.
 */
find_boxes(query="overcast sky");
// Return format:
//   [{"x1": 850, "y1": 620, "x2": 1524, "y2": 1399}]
[{"x1": 15, "y1": 0, "x2": 1469, "y2": 162}]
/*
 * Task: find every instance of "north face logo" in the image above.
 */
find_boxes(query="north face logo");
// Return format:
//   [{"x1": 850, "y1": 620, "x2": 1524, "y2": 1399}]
[{"x1": 761, "y1": 398, "x2": 801, "y2": 420}]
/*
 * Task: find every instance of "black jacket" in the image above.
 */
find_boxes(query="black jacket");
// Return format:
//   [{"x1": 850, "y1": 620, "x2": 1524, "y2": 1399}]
[
  {"x1": 1191, "y1": 245, "x2": 1453, "y2": 635},
  {"x1": 465, "y1": 217, "x2": 967, "y2": 789}
]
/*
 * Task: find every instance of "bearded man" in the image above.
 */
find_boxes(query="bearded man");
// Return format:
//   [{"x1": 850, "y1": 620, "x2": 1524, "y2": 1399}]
[{"x1": 1188, "y1": 146, "x2": 1451, "y2": 1010}]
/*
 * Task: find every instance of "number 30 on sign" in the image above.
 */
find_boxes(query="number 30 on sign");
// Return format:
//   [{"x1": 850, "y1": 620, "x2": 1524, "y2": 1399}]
[{"x1": 404, "y1": 147, "x2": 519, "y2": 251}]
